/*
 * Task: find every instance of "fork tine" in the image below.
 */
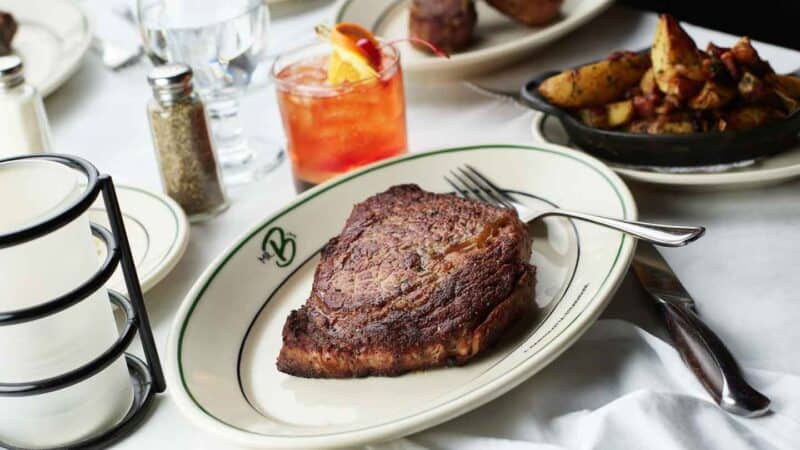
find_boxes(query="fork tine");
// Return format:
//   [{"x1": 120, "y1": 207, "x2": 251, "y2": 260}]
[
  {"x1": 450, "y1": 170, "x2": 491, "y2": 203},
  {"x1": 444, "y1": 175, "x2": 470, "y2": 198},
  {"x1": 464, "y1": 165, "x2": 518, "y2": 207},
  {"x1": 457, "y1": 167, "x2": 514, "y2": 209}
]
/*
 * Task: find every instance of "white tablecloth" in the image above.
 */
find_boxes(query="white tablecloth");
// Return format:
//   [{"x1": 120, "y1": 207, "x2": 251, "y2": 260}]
[{"x1": 53, "y1": 2, "x2": 800, "y2": 449}]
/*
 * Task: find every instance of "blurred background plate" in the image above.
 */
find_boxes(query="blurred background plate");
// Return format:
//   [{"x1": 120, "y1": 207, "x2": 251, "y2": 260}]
[
  {"x1": 334, "y1": 0, "x2": 613, "y2": 78},
  {"x1": 89, "y1": 184, "x2": 189, "y2": 295},
  {"x1": 0, "y1": 0, "x2": 92, "y2": 96}
]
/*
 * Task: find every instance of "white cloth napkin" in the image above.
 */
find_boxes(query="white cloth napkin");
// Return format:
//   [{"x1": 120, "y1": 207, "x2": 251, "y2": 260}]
[{"x1": 371, "y1": 320, "x2": 800, "y2": 450}]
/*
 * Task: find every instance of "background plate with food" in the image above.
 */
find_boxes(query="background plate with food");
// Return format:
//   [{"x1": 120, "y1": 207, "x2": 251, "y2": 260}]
[
  {"x1": 0, "y1": 0, "x2": 91, "y2": 97},
  {"x1": 167, "y1": 143, "x2": 636, "y2": 449},
  {"x1": 334, "y1": 0, "x2": 613, "y2": 78},
  {"x1": 521, "y1": 14, "x2": 800, "y2": 167}
]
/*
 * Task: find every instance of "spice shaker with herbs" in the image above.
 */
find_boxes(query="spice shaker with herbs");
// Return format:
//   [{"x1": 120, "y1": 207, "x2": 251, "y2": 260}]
[{"x1": 147, "y1": 64, "x2": 228, "y2": 221}]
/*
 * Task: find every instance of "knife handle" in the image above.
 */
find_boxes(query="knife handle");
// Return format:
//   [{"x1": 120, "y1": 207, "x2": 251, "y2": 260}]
[{"x1": 658, "y1": 301, "x2": 771, "y2": 417}]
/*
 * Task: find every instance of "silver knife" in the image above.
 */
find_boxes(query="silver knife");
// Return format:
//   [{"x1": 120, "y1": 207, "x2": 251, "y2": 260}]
[{"x1": 632, "y1": 243, "x2": 771, "y2": 417}]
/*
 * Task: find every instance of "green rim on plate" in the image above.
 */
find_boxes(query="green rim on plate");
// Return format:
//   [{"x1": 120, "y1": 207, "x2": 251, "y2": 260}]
[{"x1": 175, "y1": 144, "x2": 633, "y2": 437}]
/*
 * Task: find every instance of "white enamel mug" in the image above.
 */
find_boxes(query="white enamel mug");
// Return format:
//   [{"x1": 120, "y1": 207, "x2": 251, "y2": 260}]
[{"x1": 0, "y1": 160, "x2": 133, "y2": 448}]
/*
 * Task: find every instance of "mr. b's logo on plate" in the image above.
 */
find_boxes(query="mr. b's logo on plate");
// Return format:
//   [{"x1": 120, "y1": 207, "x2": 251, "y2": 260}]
[{"x1": 258, "y1": 226, "x2": 296, "y2": 268}]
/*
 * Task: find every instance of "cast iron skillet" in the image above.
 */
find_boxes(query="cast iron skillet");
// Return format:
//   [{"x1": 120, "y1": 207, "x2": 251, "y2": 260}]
[{"x1": 520, "y1": 68, "x2": 800, "y2": 167}]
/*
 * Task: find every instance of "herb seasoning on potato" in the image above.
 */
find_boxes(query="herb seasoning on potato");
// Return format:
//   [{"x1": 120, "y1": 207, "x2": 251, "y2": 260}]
[{"x1": 537, "y1": 14, "x2": 800, "y2": 134}]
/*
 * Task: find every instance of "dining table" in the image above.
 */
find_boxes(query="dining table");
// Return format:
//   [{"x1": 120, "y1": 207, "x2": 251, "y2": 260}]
[{"x1": 54, "y1": 1, "x2": 800, "y2": 449}]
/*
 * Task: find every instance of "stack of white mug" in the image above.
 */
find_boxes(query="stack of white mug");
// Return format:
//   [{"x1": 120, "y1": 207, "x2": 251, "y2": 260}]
[{"x1": 0, "y1": 56, "x2": 134, "y2": 448}]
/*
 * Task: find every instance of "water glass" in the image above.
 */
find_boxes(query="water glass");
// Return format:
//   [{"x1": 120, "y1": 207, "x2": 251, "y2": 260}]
[{"x1": 137, "y1": 0, "x2": 283, "y2": 185}]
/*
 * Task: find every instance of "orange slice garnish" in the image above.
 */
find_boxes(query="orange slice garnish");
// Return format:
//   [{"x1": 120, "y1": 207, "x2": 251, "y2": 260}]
[
  {"x1": 317, "y1": 23, "x2": 380, "y2": 84},
  {"x1": 329, "y1": 23, "x2": 379, "y2": 60}
]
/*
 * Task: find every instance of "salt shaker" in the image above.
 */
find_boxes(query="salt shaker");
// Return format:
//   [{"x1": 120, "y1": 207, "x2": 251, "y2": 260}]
[
  {"x1": 147, "y1": 64, "x2": 228, "y2": 221},
  {"x1": 0, "y1": 55, "x2": 52, "y2": 157}
]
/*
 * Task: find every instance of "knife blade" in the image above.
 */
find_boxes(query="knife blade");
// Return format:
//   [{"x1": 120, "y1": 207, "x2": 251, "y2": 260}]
[{"x1": 632, "y1": 243, "x2": 771, "y2": 417}]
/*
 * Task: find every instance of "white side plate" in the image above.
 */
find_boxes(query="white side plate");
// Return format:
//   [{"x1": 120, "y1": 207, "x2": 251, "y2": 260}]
[
  {"x1": 167, "y1": 143, "x2": 636, "y2": 449},
  {"x1": 0, "y1": 0, "x2": 92, "y2": 97},
  {"x1": 531, "y1": 112, "x2": 800, "y2": 189},
  {"x1": 334, "y1": 0, "x2": 613, "y2": 78},
  {"x1": 89, "y1": 184, "x2": 189, "y2": 295}
]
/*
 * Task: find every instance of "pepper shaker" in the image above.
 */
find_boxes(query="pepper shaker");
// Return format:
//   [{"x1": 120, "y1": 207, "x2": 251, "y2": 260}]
[
  {"x1": 0, "y1": 55, "x2": 52, "y2": 157},
  {"x1": 147, "y1": 64, "x2": 228, "y2": 221}
]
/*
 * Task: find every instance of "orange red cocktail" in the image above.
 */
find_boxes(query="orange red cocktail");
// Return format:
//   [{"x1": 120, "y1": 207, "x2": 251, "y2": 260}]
[{"x1": 272, "y1": 26, "x2": 407, "y2": 191}]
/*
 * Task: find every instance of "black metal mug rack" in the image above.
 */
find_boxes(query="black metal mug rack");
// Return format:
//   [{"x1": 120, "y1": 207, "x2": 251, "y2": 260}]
[{"x1": 0, "y1": 154, "x2": 165, "y2": 450}]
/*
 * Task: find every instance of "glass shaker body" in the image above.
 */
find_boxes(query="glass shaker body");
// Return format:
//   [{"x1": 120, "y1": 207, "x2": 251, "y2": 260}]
[
  {"x1": 147, "y1": 88, "x2": 228, "y2": 221},
  {"x1": 0, "y1": 57, "x2": 52, "y2": 157}
]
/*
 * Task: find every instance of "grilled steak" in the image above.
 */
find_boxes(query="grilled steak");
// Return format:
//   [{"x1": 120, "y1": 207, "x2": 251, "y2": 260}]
[
  {"x1": 277, "y1": 184, "x2": 535, "y2": 378},
  {"x1": 486, "y1": 0, "x2": 563, "y2": 26},
  {"x1": 0, "y1": 11, "x2": 17, "y2": 56},
  {"x1": 409, "y1": 0, "x2": 477, "y2": 53}
]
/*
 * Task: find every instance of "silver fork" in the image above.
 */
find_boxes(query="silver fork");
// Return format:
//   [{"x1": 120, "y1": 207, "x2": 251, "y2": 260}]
[
  {"x1": 445, "y1": 165, "x2": 705, "y2": 247},
  {"x1": 92, "y1": 2, "x2": 144, "y2": 72},
  {"x1": 92, "y1": 37, "x2": 144, "y2": 71}
]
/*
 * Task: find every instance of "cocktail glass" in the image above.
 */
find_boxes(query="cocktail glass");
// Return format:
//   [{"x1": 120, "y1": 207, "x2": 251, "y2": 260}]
[{"x1": 271, "y1": 41, "x2": 407, "y2": 191}]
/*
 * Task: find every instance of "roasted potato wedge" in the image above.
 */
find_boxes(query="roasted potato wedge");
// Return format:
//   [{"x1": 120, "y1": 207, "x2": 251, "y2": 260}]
[
  {"x1": 719, "y1": 106, "x2": 780, "y2": 130},
  {"x1": 578, "y1": 107, "x2": 609, "y2": 128},
  {"x1": 688, "y1": 81, "x2": 736, "y2": 110},
  {"x1": 607, "y1": 100, "x2": 635, "y2": 127},
  {"x1": 651, "y1": 14, "x2": 704, "y2": 99},
  {"x1": 577, "y1": 100, "x2": 636, "y2": 129},
  {"x1": 538, "y1": 52, "x2": 650, "y2": 109},
  {"x1": 541, "y1": 14, "x2": 794, "y2": 139},
  {"x1": 639, "y1": 68, "x2": 658, "y2": 95},
  {"x1": 768, "y1": 74, "x2": 800, "y2": 98},
  {"x1": 774, "y1": 89, "x2": 800, "y2": 115},
  {"x1": 650, "y1": 117, "x2": 696, "y2": 134}
]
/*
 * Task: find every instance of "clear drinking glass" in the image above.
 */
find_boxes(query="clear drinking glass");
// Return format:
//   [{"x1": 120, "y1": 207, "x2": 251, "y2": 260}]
[{"x1": 137, "y1": 0, "x2": 283, "y2": 185}]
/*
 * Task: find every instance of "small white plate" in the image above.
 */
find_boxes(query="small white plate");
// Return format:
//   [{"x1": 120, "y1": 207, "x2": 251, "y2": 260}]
[
  {"x1": 0, "y1": 0, "x2": 92, "y2": 97},
  {"x1": 334, "y1": 0, "x2": 613, "y2": 78},
  {"x1": 531, "y1": 112, "x2": 800, "y2": 189},
  {"x1": 89, "y1": 184, "x2": 189, "y2": 295},
  {"x1": 167, "y1": 143, "x2": 636, "y2": 449}
]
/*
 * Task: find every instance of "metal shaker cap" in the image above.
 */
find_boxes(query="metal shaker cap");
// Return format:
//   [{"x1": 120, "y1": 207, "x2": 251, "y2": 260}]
[
  {"x1": 147, "y1": 63, "x2": 194, "y2": 101},
  {"x1": 0, "y1": 55, "x2": 24, "y2": 89}
]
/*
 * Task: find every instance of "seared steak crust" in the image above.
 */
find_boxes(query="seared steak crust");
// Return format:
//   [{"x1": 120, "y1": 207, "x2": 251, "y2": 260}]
[
  {"x1": 409, "y1": 0, "x2": 477, "y2": 53},
  {"x1": 0, "y1": 11, "x2": 17, "y2": 56},
  {"x1": 277, "y1": 184, "x2": 535, "y2": 378},
  {"x1": 485, "y1": 0, "x2": 563, "y2": 27}
]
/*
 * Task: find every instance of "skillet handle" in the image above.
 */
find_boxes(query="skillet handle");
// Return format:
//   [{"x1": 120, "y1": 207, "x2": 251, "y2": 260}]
[{"x1": 519, "y1": 71, "x2": 565, "y2": 117}]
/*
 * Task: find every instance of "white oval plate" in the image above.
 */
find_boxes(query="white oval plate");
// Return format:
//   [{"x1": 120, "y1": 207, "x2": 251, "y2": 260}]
[
  {"x1": 89, "y1": 184, "x2": 189, "y2": 295},
  {"x1": 531, "y1": 112, "x2": 800, "y2": 189},
  {"x1": 0, "y1": 0, "x2": 92, "y2": 97},
  {"x1": 333, "y1": 0, "x2": 613, "y2": 78},
  {"x1": 167, "y1": 143, "x2": 636, "y2": 448}
]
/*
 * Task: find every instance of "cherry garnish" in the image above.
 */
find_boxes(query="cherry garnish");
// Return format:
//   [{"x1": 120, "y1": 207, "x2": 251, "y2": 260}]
[
  {"x1": 384, "y1": 38, "x2": 450, "y2": 59},
  {"x1": 357, "y1": 37, "x2": 451, "y2": 71},
  {"x1": 356, "y1": 38, "x2": 382, "y2": 69}
]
